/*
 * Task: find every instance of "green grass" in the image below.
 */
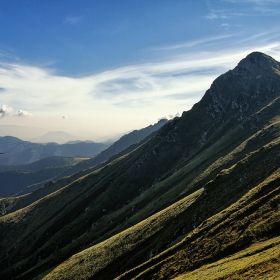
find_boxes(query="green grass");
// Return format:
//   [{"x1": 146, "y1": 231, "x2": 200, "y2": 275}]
[
  {"x1": 2, "y1": 120, "x2": 280, "y2": 280},
  {"x1": 115, "y1": 164, "x2": 280, "y2": 280},
  {"x1": 174, "y1": 236, "x2": 280, "y2": 280},
  {"x1": 34, "y1": 189, "x2": 204, "y2": 280}
]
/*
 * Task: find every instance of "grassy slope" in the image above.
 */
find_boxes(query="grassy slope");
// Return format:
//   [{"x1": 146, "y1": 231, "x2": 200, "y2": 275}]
[
  {"x1": 1, "y1": 106, "x2": 279, "y2": 279},
  {"x1": 116, "y1": 165, "x2": 280, "y2": 280},
  {"x1": 174, "y1": 236, "x2": 280, "y2": 280},
  {"x1": 6, "y1": 106, "x2": 277, "y2": 280},
  {"x1": 36, "y1": 96, "x2": 280, "y2": 279},
  {"x1": 40, "y1": 133, "x2": 280, "y2": 280},
  {"x1": 0, "y1": 52, "x2": 279, "y2": 280},
  {"x1": 37, "y1": 189, "x2": 204, "y2": 280}
]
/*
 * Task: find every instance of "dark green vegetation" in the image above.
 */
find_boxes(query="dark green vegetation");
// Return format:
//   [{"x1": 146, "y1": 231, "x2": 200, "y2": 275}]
[
  {"x1": 0, "y1": 156, "x2": 87, "y2": 173},
  {"x1": 0, "y1": 52, "x2": 280, "y2": 279},
  {"x1": 0, "y1": 157, "x2": 89, "y2": 197}
]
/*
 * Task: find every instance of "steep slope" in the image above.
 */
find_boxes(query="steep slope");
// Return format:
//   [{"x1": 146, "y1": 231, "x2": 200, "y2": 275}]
[
  {"x1": 174, "y1": 236, "x2": 280, "y2": 279},
  {"x1": 0, "y1": 52, "x2": 280, "y2": 280},
  {"x1": 52, "y1": 118, "x2": 168, "y2": 179}
]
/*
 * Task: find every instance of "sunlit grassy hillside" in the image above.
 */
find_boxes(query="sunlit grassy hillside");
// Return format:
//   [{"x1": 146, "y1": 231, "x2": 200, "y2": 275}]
[{"x1": 0, "y1": 52, "x2": 280, "y2": 280}]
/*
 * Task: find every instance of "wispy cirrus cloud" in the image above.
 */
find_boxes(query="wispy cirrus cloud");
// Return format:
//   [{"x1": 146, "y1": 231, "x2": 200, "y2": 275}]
[
  {"x1": 0, "y1": 37, "x2": 279, "y2": 127},
  {"x1": 223, "y1": 0, "x2": 279, "y2": 4},
  {"x1": 63, "y1": 16, "x2": 83, "y2": 25},
  {"x1": 150, "y1": 34, "x2": 237, "y2": 51},
  {"x1": 219, "y1": 23, "x2": 243, "y2": 28},
  {"x1": 206, "y1": 9, "x2": 227, "y2": 19},
  {"x1": 206, "y1": 0, "x2": 280, "y2": 20}
]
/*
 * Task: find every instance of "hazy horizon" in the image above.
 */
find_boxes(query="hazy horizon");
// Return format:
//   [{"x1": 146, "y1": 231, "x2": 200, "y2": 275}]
[
  {"x1": 0, "y1": 123, "x2": 138, "y2": 143},
  {"x1": 1, "y1": 1, "x2": 280, "y2": 141}
]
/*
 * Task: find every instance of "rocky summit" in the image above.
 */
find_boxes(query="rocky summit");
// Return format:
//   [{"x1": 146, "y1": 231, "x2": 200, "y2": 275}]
[{"x1": 0, "y1": 52, "x2": 280, "y2": 280}]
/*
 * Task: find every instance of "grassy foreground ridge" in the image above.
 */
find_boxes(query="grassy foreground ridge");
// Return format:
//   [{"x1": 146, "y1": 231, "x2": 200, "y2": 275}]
[{"x1": 0, "y1": 51, "x2": 280, "y2": 279}]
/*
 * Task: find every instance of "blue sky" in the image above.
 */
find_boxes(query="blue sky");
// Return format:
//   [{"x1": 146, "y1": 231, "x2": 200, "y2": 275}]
[{"x1": 0, "y1": 0, "x2": 280, "y2": 141}]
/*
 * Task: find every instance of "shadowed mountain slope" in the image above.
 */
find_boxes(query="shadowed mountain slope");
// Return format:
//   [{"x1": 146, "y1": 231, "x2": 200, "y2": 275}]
[
  {"x1": 50, "y1": 118, "x2": 168, "y2": 179},
  {"x1": 0, "y1": 52, "x2": 280, "y2": 280},
  {"x1": 0, "y1": 157, "x2": 89, "y2": 197}
]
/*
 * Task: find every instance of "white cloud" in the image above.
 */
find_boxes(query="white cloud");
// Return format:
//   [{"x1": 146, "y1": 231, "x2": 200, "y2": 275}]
[
  {"x1": 0, "y1": 104, "x2": 14, "y2": 118},
  {"x1": 150, "y1": 34, "x2": 237, "y2": 51},
  {"x1": 0, "y1": 35, "x2": 279, "y2": 138},
  {"x1": 0, "y1": 41, "x2": 279, "y2": 115},
  {"x1": 17, "y1": 110, "x2": 32, "y2": 117},
  {"x1": 0, "y1": 105, "x2": 31, "y2": 118}
]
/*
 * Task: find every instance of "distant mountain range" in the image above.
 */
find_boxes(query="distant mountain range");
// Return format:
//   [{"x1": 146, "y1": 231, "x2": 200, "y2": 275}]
[
  {"x1": 0, "y1": 136, "x2": 108, "y2": 165},
  {"x1": 1, "y1": 52, "x2": 280, "y2": 279},
  {"x1": 0, "y1": 125, "x2": 132, "y2": 144},
  {"x1": 0, "y1": 119, "x2": 167, "y2": 197},
  {"x1": 65, "y1": 140, "x2": 96, "y2": 144}
]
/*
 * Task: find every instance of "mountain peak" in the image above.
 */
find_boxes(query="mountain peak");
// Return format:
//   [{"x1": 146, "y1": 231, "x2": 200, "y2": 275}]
[{"x1": 237, "y1": 51, "x2": 279, "y2": 71}]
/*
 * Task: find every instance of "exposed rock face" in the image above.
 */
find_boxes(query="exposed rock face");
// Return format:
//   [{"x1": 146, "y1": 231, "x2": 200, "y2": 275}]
[
  {"x1": 238, "y1": 52, "x2": 280, "y2": 70},
  {"x1": 204, "y1": 52, "x2": 280, "y2": 123},
  {"x1": 156, "y1": 52, "x2": 280, "y2": 157}
]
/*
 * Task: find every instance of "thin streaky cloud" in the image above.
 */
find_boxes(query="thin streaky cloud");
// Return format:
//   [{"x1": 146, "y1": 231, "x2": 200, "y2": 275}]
[
  {"x1": 222, "y1": 0, "x2": 280, "y2": 14},
  {"x1": 151, "y1": 34, "x2": 237, "y2": 51},
  {"x1": 223, "y1": 0, "x2": 279, "y2": 4},
  {"x1": 0, "y1": 41, "x2": 279, "y2": 114},
  {"x1": 207, "y1": 0, "x2": 280, "y2": 19},
  {"x1": 206, "y1": 9, "x2": 227, "y2": 19},
  {"x1": 254, "y1": 6, "x2": 280, "y2": 15},
  {"x1": 239, "y1": 28, "x2": 280, "y2": 43},
  {"x1": 63, "y1": 16, "x2": 83, "y2": 25}
]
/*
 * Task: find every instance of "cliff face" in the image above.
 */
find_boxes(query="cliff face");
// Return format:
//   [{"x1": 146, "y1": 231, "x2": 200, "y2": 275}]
[{"x1": 0, "y1": 52, "x2": 280, "y2": 280}]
